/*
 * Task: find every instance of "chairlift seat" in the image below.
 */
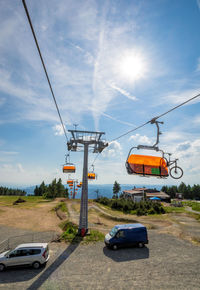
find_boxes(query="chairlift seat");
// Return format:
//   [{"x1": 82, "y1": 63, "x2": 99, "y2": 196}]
[
  {"x1": 63, "y1": 164, "x2": 76, "y2": 173},
  {"x1": 67, "y1": 180, "x2": 74, "y2": 185},
  {"x1": 88, "y1": 173, "x2": 96, "y2": 180},
  {"x1": 126, "y1": 154, "x2": 168, "y2": 177}
]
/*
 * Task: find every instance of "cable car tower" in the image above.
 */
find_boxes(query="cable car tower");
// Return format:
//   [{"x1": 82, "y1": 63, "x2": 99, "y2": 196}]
[{"x1": 67, "y1": 129, "x2": 108, "y2": 236}]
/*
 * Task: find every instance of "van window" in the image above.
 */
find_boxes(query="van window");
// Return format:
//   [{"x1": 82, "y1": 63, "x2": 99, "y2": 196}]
[
  {"x1": 118, "y1": 230, "x2": 125, "y2": 238},
  {"x1": 29, "y1": 249, "x2": 41, "y2": 255},
  {"x1": 18, "y1": 249, "x2": 29, "y2": 256},
  {"x1": 109, "y1": 226, "x2": 118, "y2": 237}
]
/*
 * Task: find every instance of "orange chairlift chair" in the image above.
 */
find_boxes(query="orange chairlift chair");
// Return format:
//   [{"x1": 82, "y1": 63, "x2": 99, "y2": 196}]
[
  {"x1": 126, "y1": 151, "x2": 168, "y2": 178},
  {"x1": 88, "y1": 165, "x2": 96, "y2": 180},
  {"x1": 63, "y1": 154, "x2": 76, "y2": 173},
  {"x1": 125, "y1": 119, "x2": 183, "y2": 179},
  {"x1": 126, "y1": 119, "x2": 169, "y2": 178}
]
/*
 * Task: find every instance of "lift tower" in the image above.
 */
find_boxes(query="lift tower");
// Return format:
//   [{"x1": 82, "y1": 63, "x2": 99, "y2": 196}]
[{"x1": 67, "y1": 130, "x2": 108, "y2": 235}]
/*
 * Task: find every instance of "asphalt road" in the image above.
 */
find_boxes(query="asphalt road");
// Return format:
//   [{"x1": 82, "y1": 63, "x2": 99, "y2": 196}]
[{"x1": 0, "y1": 230, "x2": 200, "y2": 290}]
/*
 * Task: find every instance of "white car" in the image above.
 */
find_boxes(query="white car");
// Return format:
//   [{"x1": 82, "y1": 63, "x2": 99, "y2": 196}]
[{"x1": 0, "y1": 243, "x2": 49, "y2": 271}]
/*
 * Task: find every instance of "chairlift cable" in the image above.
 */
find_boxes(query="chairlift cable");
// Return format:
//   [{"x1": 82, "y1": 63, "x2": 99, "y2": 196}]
[
  {"x1": 22, "y1": 0, "x2": 68, "y2": 141},
  {"x1": 111, "y1": 92, "x2": 200, "y2": 142}
]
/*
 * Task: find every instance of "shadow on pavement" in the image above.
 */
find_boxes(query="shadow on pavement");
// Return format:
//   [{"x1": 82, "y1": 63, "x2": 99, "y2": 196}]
[
  {"x1": 27, "y1": 235, "x2": 82, "y2": 290},
  {"x1": 103, "y1": 246, "x2": 149, "y2": 262},
  {"x1": 0, "y1": 265, "x2": 45, "y2": 283}
]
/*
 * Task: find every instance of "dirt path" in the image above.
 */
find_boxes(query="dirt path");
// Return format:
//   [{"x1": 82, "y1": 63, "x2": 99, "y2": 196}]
[
  {"x1": 185, "y1": 206, "x2": 200, "y2": 215},
  {"x1": 0, "y1": 200, "x2": 62, "y2": 233},
  {"x1": 66, "y1": 200, "x2": 200, "y2": 245}
]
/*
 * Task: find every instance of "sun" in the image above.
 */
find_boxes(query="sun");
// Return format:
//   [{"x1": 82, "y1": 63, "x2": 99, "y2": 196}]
[{"x1": 117, "y1": 50, "x2": 147, "y2": 82}]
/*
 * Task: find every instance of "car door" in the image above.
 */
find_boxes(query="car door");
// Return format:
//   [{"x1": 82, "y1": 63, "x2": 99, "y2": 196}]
[
  {"x1": 6, "y1": 250, "x2": 21, "y2": 267},
  {"x1": 16, "y1": 249, "x2": 32, "y2": 265},
  {"x1": 115, "y1": 230, "x2": 127, "y2": 247}
]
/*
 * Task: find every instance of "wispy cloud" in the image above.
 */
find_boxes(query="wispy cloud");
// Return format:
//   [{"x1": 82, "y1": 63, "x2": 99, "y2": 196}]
[
  {"x1": 109, "y1": 82, "x2": 137, "y2": 101},
  {"x1": 161, "y1": 88, "x2": 200, "y2": 107}
]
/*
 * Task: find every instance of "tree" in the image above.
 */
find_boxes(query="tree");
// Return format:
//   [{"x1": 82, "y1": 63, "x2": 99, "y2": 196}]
[
  {"x1": 34, "y1": 186, "x2": 40, "y2": 196},
  {"x1": 113, "y1": 181, "x2": 121, "y2": 199}
]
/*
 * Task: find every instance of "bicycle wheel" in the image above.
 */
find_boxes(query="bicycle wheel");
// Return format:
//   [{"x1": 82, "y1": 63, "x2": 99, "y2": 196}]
[{"x1": 169, "y1": 166, "x2": 183, "y2": 179}]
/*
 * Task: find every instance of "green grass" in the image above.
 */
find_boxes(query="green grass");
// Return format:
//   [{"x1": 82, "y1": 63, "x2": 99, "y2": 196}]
[
  {"x1": 53, "y1": 202, "x2": 69, "y2": 215},
  {"x1": 164, "y1": 206, "x2": 186, "y2": 213},
  {"x1": 183, "y1": 201, "x2": 200, "y2": 212},
  {"x1": 0, "y1": 196, "x2": 52, "y2": 207},
  {"x1": 59, "y1": 220, "x2": 104, "y2": 243}
]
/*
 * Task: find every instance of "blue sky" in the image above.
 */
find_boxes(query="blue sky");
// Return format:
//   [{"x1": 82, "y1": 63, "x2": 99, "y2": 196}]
[{"x1": 1, "y1": 0, "x2": 200, "y2": 187}]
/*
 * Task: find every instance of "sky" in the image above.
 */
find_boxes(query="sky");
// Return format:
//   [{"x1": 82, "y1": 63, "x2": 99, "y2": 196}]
[{"x1": 1, "y1": 0, "x2": 200, "y2": 188}]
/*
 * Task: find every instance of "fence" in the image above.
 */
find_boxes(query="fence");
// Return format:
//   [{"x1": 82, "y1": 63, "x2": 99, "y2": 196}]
[{"x1": 0, "y1": 231, "x2": 58, "y2": 253}]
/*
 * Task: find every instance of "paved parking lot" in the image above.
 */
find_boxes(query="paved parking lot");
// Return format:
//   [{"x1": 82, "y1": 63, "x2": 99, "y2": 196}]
[{"x1": 0, "y1": 230, "x2": 200, "y2": 289}]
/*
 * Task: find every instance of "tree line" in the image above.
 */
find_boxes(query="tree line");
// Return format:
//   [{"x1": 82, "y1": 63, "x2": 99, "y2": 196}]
[
  {"x1": 95, "y1": 196, "x2": 165, "y2": 215},
  {"x1": 0, "y1": 186, "x2": 26, "y2": 196},
  {"x1": 162, "y1": 182, "x2": 200, "y2": 200},
  {"x1": 34, "y1": 178, "x2": 68, "y2": 198}
]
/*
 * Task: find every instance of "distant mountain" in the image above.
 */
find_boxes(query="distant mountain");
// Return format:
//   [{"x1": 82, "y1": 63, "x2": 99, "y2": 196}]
[
  {"x1": 23, "y1": 185, "x2": 36, "y2": 195},
  {"x1": 21, "y1": 183, "x2": 163, "y2": 197}
]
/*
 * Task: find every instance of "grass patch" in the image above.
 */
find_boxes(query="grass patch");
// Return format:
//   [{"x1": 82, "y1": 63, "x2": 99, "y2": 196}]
[
  {"x1": 164, "y1": 206, "x2": 186, "y2": 213},
  {"x1": 183, "y1": 201, "x2": 200, "y2": 212},
  {"x1": 53, "y1": 202, "x2": 69, "y2": 215},
  {"x1": 0, "y1": 196, "x2": 52, "y2": 207},
  {"x1": 59, "y1": 220, "x2": 104, "y2": 243},
  {"x1": 84, "y1": 230, "x2": 104, "y2": 243}
]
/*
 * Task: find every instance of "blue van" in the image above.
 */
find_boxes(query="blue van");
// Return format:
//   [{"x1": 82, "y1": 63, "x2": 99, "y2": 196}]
[{"x1": 104, "y1": 223, "x2": 148, "y2": 250}]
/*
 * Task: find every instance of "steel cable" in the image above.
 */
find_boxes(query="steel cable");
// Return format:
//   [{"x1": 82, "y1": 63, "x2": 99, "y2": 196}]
[{"x1": 22, "y1": 0, "x2": 68, "y2": 141}]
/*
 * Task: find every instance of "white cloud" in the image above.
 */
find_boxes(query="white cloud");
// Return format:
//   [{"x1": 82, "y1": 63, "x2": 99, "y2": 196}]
[
  {"x1": 102, "y1": 141, "x2": 122, "y2": 157},
  {"x1": 129, "y1": 133, "x2": 152, "y2": 145},
  {"x1": 0, "y1": 162, "x2": 65, "y2": 187},
  {"x1": 53, "y1": 124, "x2": 65, "y2": 136}
]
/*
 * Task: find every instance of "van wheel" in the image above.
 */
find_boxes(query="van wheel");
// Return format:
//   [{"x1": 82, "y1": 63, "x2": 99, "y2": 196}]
[
  {"x1": 32, "y1": 261, "x2": 40, "y2": 269},
  {"x1": 0, "y1": 264, "x2": 5, "y2": 272},
  {"x1": 138, "y1": 242, "x2": 144, "y2": 248},
  {"x1": 112, "y1": 244, "x2": 118, "y2": 250}
]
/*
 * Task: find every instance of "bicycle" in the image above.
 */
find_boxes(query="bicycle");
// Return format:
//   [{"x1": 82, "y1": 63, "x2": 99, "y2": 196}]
[{"x1": 162, "y1": 152, "x2": 183, "y2": 179}]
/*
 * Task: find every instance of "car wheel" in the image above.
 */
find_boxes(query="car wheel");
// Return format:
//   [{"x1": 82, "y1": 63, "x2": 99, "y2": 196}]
[
  {"x1": 0, "y1": 264, "x2": 5, "y2": 272},
  {"x1": 112, "y1": 244, "x2": 118, "y2": 250},
  {"x1": 32, "y1": 261, "x2": 41, "y2": 269},
  {"x1": 138, "y1": 242, "x2": 144, "y2": 248}
]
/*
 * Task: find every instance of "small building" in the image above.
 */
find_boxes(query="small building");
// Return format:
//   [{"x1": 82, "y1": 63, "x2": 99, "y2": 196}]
[
  {"x1": 122, "y1": 187, "x2": 170, "y2": 202},
  {"x1": 175, "y1": 192, "x2": 183, "y2": 199}
]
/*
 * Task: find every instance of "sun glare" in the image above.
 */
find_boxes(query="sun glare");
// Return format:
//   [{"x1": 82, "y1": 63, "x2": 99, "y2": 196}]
[{"x1": 118, "y1": 51, "x2": 147, "y2": 82}]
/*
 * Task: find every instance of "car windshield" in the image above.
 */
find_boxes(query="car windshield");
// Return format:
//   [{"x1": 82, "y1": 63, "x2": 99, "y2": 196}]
[{"x1": 109, "y1": 226, "x2": 118, "y2": 237}]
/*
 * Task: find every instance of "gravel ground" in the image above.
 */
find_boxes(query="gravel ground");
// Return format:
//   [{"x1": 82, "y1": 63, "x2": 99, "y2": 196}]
[
  {"x1": 0, "y1": 230, "x2": 200, "y2": 290},
  {"x1": 0, "y1": 226, "x2": 35, "y2": 243}
]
